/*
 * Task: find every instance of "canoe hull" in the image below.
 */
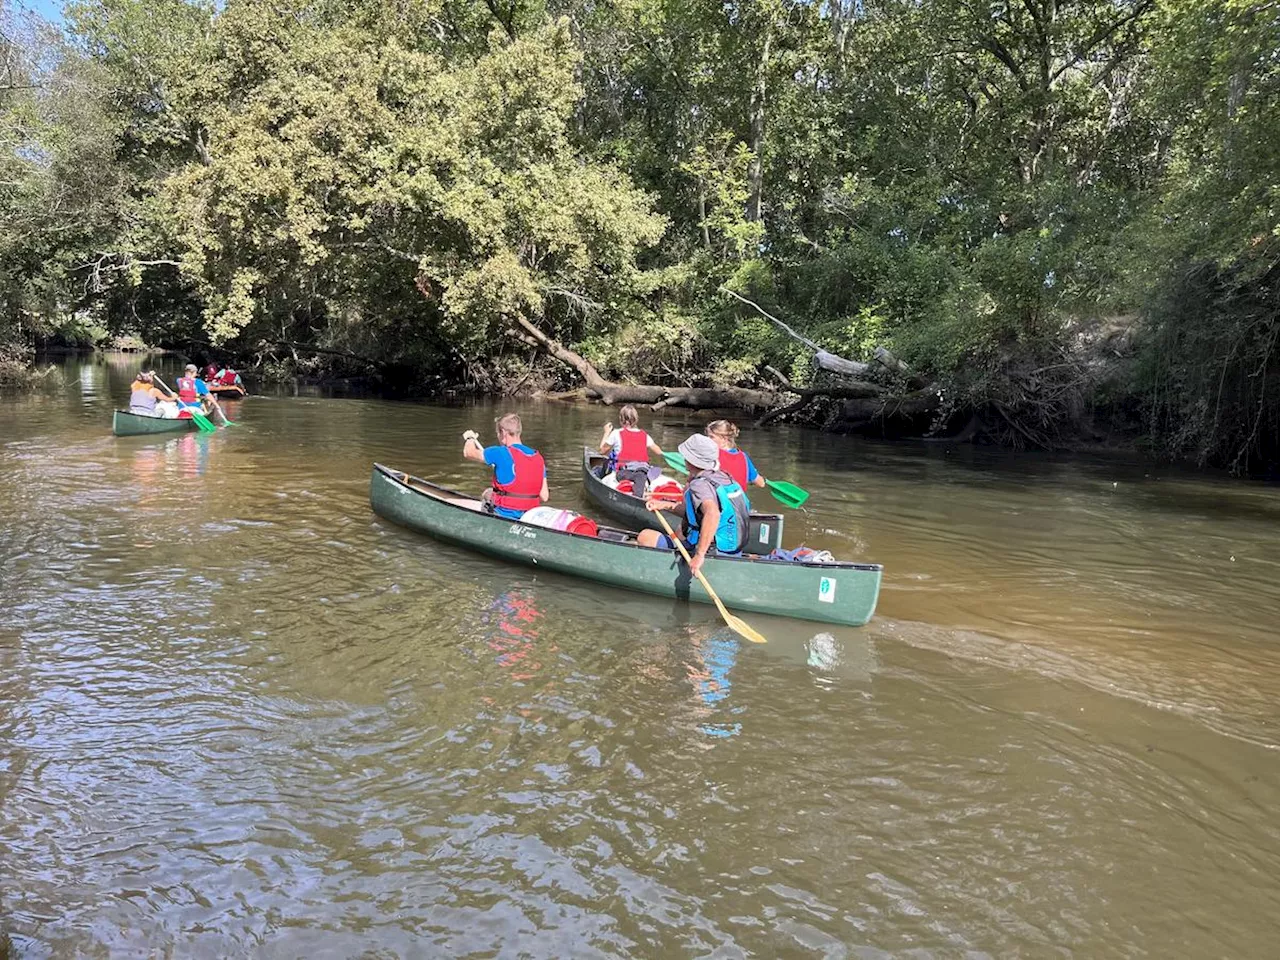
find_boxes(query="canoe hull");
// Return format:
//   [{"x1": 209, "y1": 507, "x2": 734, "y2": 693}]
[
  {"x1": 112, "y1": 410, "x2": 200, "y2": 437},
  {"x1": 581, "y1": 448, "x2": 784, "y2": 554},
  {"x1": 371, "y1": 463, "x2": 881, "y2": 627}
]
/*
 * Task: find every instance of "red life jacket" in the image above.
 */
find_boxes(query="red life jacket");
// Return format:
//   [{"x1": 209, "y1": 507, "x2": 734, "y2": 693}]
[
  {"x1": 491, "y1": 447, "x2": 546, "y2": 514},
  {"x1": 177, "y1": 377, "x2": 198, "y2": 403},
  {"x1": 216, "y1": 369, "x2": 239, "y2": 386},
  {"x1": 719, "y1": 448, "x2": 749, "y2": 491},
  {"x1": 617, "y1": 428, "x2": 649, "y2": 464}
]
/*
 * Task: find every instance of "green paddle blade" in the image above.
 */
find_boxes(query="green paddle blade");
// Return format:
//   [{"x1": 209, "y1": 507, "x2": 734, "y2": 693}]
[
  {"x1": 662, "y1": 451, "x2": 689, "y2": 475},
  {"x1": 190, "y1": 411, "x2": 216, "y2": 432},
  {"x1": 766, "y1": 478, "x2": 809, "y2": 508}
]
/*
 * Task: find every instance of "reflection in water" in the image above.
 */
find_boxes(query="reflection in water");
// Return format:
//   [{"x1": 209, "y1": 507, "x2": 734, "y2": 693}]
[
  {"x1": 3, "y1": 354, "x2": 1280, "y2": 956},
  {"x1": 685, "y1": 631, "x2": 742, "y2": 739},
  {"x1": 479, "y1": 590, "x2": 551, "y2": 681}
]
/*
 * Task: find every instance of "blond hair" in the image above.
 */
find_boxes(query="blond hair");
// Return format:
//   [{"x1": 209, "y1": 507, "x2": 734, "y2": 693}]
[
  {"x1": 706, "y1": 419, "x2": 739, "y2": 444},
  {"x1": 619, "y1": 405, "x2": 640, "y2": 428},
  {"x1": 494, "y1": 412, "x2": 523, "y2": 439}
]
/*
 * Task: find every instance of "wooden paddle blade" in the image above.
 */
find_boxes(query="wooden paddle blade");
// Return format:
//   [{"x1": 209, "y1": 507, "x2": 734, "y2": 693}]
[
  {"x1": 723, "y1": 612, "x2": 767, "y2": 644},
  {"x1": 652, "y1": 501, "x2": 767, "y2": 644}
]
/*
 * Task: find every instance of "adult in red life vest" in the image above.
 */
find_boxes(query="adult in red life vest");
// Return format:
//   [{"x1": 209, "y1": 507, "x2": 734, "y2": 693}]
[
  {"x1": 706, "y1": 419, "x2": 766, "y2": 508},
  {"x1": 175, "y1": 363, "x2": 211, "y2": 419},
  {"x1": 463, "y1": 412, "x2": 549, "y2": 519},
  {"x1": 176, "y1": 363, "x2": 232, "y2": 424},
  {"x1": 598, "y1": 404, "x2": 664, "y2": 495}
]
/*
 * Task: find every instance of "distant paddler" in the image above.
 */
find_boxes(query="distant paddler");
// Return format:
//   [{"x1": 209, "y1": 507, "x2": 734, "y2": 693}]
[
  {"x1": 463, "y1": 412, "x2": 549, "y2": 519},
  {"x1": 598, "y1": 404, "x2": 665, "y2": 495},
  {"x1": 637, "y1": 433, "x2": 748, "y2": 575}
]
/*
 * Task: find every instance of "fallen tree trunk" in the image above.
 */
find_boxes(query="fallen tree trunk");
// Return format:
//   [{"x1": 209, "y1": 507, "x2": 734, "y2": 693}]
[
  {"x1": 755, "y1": 365, "x2": 886, "y2": 426},
  {"x1": 837, "y1": 387, "x2": 941, "y2": 435},
  {"x1": 509, "y1": 312, "x2": 937, "y2": 433},
  {"x1": 584, "y1": 382, "x2": 781, "y2": 410}
]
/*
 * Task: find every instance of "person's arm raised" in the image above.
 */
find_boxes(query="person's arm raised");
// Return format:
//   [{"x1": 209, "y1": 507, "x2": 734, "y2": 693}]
[
  {"x1": 598, "y1": 422, "x2": 614, "y2": 454},
  {"x1": 462, "y1": 430, "x2": 486, "y2": 463}
]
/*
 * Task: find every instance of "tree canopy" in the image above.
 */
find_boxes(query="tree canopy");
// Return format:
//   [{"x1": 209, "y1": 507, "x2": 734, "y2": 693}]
[{"x1": 2, "y1": 0, "x2": 1278, "y2": 470}]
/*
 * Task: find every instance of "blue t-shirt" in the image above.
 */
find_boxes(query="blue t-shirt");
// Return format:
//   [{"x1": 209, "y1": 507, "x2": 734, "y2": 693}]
[{"x1": 484, "y1": 443, "x2": 544, "y2": 519}]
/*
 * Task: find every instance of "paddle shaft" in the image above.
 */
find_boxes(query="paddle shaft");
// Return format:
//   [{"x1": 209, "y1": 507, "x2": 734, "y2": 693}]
[{"x1": 650, "y1": 507, "x2": 765, "y2": 643}]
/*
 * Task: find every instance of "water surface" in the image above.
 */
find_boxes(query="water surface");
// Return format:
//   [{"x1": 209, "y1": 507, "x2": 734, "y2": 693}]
[{"x1": 2, "y1": 354, "x2": 1278, "y2": 957}]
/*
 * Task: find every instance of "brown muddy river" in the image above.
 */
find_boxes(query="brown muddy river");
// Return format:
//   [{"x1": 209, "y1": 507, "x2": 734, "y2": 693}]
[{"x1": 2, "y1": 353, "x2": 1279, "y2": 957}]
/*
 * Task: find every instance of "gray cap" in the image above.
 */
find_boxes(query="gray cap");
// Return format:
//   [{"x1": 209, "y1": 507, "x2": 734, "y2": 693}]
[{"x1": 678, "y1": 433, "x2": 720, "y2": 471}]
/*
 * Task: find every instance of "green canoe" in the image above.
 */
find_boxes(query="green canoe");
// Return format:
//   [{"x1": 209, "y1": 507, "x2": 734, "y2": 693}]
[
  {"x1": 581, "y1": 447, "x2": 785, "y2": 554},
  {"x1": 112, "y1": 409, "x2": 202, "y2": 437},
  {"x1": 370, "y1": 463, "x2": 882, "y2": 627}
]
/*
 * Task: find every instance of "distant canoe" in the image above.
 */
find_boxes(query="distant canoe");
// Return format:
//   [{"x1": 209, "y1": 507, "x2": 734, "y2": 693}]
[
  {"x1": 581, "y1": 447, "x2": 785, "y2": 555},
  {"x1": 208, "y1": 383, "x2": 247, "y2": 397},
  {"x1": 371, "y1": 463, "x2": 881, "y2": 627},
  {"x1": 112, "y1": 410, "x2": 201, "y2": 437}
]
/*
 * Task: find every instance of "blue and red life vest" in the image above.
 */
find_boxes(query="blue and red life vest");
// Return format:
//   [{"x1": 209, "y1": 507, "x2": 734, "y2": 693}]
[
  {"x1": 491, "y1": 447, "x2": 546, "y2": 514},
  {"x1": 684, "y1": 475, "x2": 748, "y2": 554},
  {"x1": 176, "y1": 377, "x2": 199, "y2": 404}
]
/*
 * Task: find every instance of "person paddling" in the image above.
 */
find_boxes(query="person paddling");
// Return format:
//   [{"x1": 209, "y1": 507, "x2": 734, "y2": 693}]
[
  {"x1": 129, "y1": 370, "x2": 178, "y2": 418},
  {"x1": 175, "y1": 363, "x2": 211, "y2": 419},
  {"x1": 176, "y1": 362, "x2": 231, "y2": 424},
  {"x1": 599, "y1": 404, "x2": 664, "y2": 494},
  {"x1": 463, "y1": 412, "x2": 549, "y2": 519},
  {"x1": 707, "y1": 419, "x2": 766, "y2": 508},
  {"x1": 637, "y1": 433, "x2": 748, "y2": 574},
  {"x1": 213, "y1": 365, "x2": 244, "y2": 388}
]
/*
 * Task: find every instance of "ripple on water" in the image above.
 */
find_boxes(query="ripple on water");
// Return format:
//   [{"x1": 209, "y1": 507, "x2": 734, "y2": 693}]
[{"x1": 4, "y1": 370, "x2": 1280, "y2": 956}]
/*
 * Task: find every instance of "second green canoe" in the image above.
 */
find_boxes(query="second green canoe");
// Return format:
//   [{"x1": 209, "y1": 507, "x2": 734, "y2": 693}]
[{"x1": 581, "y1": 447, "x2": 785, "y2": 554}]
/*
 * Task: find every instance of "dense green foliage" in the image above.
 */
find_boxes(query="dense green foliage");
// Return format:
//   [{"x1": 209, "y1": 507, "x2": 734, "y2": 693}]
[{"x1": 1, "y1": 0, "x2": 1278, "y2": 470}]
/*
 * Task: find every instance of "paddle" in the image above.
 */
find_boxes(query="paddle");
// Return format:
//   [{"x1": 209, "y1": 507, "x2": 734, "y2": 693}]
[
  {"x1": 662, "y1": 451, "x2": 809, "y2": 509},
  {"x1": 208, "y1": 394, "x2": 237, "y2": 426},
  {"x1": 153, "y1": 373, "x2": 216, "y2": 432},
  {"x1": 650, "y1": 507, "x2": 766, "y2": 644}
]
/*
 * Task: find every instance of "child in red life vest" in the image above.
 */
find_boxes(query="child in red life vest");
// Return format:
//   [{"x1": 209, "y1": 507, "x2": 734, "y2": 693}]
[
  {"x1": 706, "y1": 419, "x2": 766, "y2": 508},
  {"x1": 598, "y1": 404, "x2": 665, "y2": 495},
  {"x1": 463, "y1": 412, "x2": 549, "y2": 519}
]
